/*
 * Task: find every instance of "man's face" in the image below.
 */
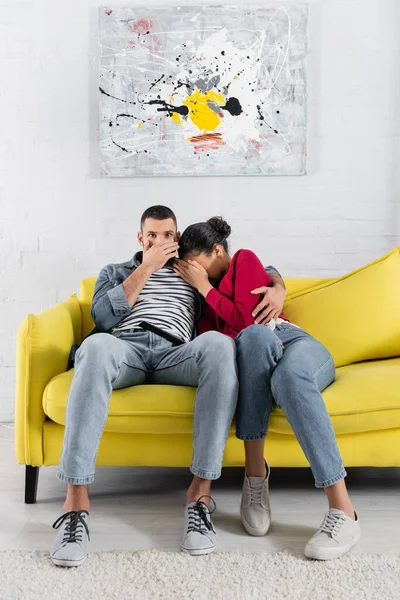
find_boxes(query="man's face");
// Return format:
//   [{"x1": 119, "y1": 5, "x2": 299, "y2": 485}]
[{"x1": 138, "y1": 218, "x2": 179, "y2": 249}]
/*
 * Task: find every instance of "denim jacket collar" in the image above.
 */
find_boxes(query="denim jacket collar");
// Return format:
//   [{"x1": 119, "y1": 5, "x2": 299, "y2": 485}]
[{"x1": 130, "y1": 251, "x2": 143, "y2": 268}]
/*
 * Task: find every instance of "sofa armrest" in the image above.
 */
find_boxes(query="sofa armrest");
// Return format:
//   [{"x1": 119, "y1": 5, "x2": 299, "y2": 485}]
[{"x1": 15, "y1": 295, "x2": 81, "y2": 466}]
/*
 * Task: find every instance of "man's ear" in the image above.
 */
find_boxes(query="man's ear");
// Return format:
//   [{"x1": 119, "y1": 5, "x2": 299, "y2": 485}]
[
  {"x1": 138, "y1": 231, "x2": 144, "y2": 247},
  {"x1": 176, "y1": 231, "x2": 181, "y2": 242}
]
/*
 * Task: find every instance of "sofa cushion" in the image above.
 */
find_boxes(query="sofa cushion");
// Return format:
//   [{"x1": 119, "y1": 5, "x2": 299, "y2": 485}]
[
  {"x1": 283, "y1": 247, "x2": 400, "y2": 367},
  {"x1": 43, "y1": 358, "x2": 400, "y2": 435},
  {"x1": 272, "y1": 358, "x2": 400, "y2": 435},
  {"x1": 44, "y1": 372, "x2": 197, "y2": 435}
]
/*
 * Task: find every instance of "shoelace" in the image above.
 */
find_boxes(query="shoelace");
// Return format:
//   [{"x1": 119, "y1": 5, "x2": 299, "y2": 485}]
[
  {"x1": 319, "y1": 512, "x2": 345, "y2": 537},
  {"x1": 247, "y1": 481, "x2": 265, "y2": 505},
  {"x1": 52, "y1": 510, "x2": 90, "y2": 545},
  {"x1": 187, "y1": 495, "x2": 216, "y2": 536},
  {"x1": 247, "y1": 462, "x2": 269, "y2": 506}
]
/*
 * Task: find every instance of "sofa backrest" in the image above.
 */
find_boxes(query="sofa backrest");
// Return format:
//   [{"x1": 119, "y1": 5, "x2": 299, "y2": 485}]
[
  {"x1": 79, "y1": 276, "x2": 334, "y2": 340},
  {"x1": 284, "y1": 278, "x2": 332, "y2": 297},
  {"x1": 80, "y1": 278, "x2": 97, "y2": 338}
]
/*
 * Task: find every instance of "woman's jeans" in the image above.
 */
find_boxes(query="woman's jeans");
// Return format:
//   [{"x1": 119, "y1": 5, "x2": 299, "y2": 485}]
[
  {"x1": 58, "y1": 330, "x2": 238, "y2": 485},
  {"x1": 235, "y1": 323, "x2": 346, "y2": 489}
]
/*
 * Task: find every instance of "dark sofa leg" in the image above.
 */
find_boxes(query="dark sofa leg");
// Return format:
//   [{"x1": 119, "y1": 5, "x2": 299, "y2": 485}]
[{"x1": 25, "y1": 466, "x2": 39, "y2": 504}]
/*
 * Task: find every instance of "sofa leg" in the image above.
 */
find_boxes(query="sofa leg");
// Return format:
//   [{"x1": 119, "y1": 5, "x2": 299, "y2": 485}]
[{"x1": 25, "y1": 466, "x2": 39, "y2": 504}]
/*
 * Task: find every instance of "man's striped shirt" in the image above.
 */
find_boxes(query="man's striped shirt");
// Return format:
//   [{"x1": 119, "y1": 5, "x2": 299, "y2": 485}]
[{"x1": 112, "y1": 266, "x2": 197, "y2": 343}]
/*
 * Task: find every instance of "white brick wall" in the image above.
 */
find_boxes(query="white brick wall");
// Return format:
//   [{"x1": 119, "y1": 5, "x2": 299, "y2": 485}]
[{"x1": 1, "y1": 0, "x2": 399, "y2": 420}]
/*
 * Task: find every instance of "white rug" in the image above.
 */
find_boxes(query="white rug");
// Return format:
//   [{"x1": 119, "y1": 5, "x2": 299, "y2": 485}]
[{"x1": 1, "y1": 549, "x2": 399, "y2": 600}]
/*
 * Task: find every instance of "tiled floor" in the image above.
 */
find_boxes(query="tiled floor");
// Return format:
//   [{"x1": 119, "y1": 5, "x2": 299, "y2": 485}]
[{"x1": 1, "y1": 424, "x2": 399, "y2": 555}]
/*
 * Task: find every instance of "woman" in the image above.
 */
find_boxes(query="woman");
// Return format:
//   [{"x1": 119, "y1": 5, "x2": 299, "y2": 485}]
[{"x1": 174, "y1": 217, "x2": 360, "y2": 561}]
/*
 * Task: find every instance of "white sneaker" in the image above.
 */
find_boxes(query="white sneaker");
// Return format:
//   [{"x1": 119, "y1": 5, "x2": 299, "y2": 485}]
[
  {"x1": 240, "y1": 462, "x2": 271, "y2": 536},
  {"x1": 181, "y1": 497, "x2": 216, "y2": 556},
  {"x1": 51, "y1": 510, "x2": 90, "y2": 567},
  {"x1": 305, "y1": 509, "x2": 361, "y2": 560}
]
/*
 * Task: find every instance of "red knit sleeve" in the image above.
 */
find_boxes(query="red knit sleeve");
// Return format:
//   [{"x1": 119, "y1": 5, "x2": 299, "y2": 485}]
[{"x1": 205, "y1": 250, "x2": 270, "y2": 333}]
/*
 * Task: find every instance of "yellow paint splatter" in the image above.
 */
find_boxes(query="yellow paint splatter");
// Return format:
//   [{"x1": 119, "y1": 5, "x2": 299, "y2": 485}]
[
  {"x1": 182, "y1": 89, "x2": 225, "y2": 132},
  {"x1": 137, "y1": 122, "x2": 142, "y2": 129},
  {"x1": 171, "y1": 112, "x2": 182, "y2": 125}
]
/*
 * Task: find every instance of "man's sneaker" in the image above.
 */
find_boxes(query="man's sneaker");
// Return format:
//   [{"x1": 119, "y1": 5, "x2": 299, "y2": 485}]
[
  {"x1": 305, "y1": 509, "x2": 361, "y2": 560},
  {"x1": 50, "y1": 510, "x2": 90, "y2": 567},
  {"x1": 240, "y1": 462, "x2": 271, "y2": 536},
  {"x1": 181, "y1": 496, "x2": 216, "y2": 556}
]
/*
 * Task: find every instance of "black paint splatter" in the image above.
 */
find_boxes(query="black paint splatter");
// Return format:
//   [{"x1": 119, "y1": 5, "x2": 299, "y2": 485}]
[
  {"x1": 112, "y1": 139, "x2": 129, "y2": 153},
  {"x1": 257, "y1": 105, "x2": 279, "y2": 134},
  {"x1": 222, "y1": 97, "x2": 242, "y2": 116},
  {"x1": 99, "y1": 87, "x2": 136, "y2": 105},
  {"x1": 149, "y1": 74, "x2": 165, "y2": 91},
  {"x1": 145, "y1": 99, "x2": 189, "y2": 117},
  {"x1": 116, "y1": 113, "x2": 140, "y2": 121},
  {"x1": 172, "y1": 79, "x2": 192, "y2": 94}
]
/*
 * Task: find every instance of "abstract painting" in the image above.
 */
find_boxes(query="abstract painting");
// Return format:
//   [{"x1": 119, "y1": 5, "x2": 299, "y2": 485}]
[{"x1": 99, "y1": 5, "x2": 308, "y2": 176}]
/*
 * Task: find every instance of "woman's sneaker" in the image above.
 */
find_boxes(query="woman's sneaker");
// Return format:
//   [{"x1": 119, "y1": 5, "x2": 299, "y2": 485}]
[
  {"x1": 181, "y1": 496, "x2": 216, "y2": 556},
  {"x1": 50, "y1": 510, "x2": 90, "y2": 567},
  {"x1": 240, "y1": 462, "x2": 271, "y2": 536},
  {"x1": 305, "y1": 509, "x2": 361, "y2": 560}
]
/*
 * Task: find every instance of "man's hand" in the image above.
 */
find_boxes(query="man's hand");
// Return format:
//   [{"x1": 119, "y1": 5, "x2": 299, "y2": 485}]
[
  {"x1": 173, "y1": 258, "x2": 213, "y2": 296},
  {"x1": 142, "y1": 241, "x2": 179, "y2": 273},
  {"x1": 251, "y1": 284, "x2": 287, "y2": 325}
]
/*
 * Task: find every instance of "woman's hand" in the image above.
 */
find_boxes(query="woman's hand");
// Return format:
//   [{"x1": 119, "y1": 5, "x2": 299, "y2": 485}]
[{"x1": 173, "y1": 259, "x2": 213, "y2": 296}]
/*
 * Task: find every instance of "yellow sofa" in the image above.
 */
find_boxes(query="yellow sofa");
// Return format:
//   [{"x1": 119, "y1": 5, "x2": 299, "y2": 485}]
[{"x1": 15, "y1": 274, "x2": 400, "y2": 503}]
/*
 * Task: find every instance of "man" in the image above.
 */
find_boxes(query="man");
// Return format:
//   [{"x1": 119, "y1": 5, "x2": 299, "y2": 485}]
[{"x1": 50, "y1": 205, "x2": 286, "y2": 567}]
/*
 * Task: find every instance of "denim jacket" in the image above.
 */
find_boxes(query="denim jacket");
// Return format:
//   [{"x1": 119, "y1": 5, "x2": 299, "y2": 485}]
[{"x1": 90, "y1": 250, "x2": 281, "y2": 333}]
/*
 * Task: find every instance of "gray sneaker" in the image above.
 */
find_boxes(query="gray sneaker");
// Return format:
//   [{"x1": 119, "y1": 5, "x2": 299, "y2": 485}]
[
  {"x1": 240, "y1": 462, "x2": 271, "y2": 536},
  {"x1": 181, "y1": 496, "x2": 216, "y2": 556},
  {"x1": 51, "y1": 510, "x2": 90, "y2": 567},
  {"x1": 305, "y1": 509, "x2": 361, "y2": 560}
]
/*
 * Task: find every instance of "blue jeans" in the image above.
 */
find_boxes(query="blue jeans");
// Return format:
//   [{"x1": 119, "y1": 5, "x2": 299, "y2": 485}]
[
  {"x1": 58, "y1": 330, "x2": 238, "y2": 485},
  {"x1": 235, "y1": 324, "x2": 346, "y2": 488}
]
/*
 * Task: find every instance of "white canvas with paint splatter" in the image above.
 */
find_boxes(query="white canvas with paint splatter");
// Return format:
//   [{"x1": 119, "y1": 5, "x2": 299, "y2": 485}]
[{"x1": 99, "y1": 5, "x2": 308, "y2": 176}]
